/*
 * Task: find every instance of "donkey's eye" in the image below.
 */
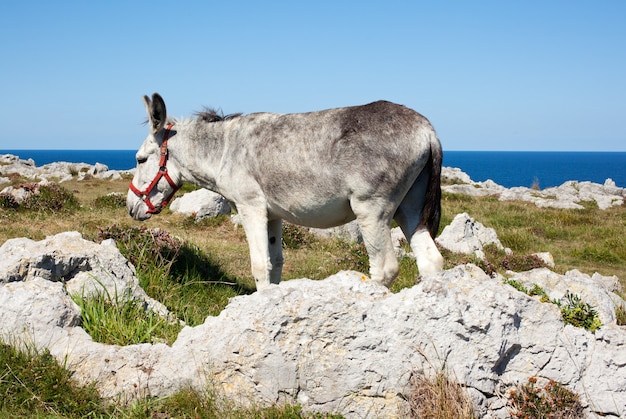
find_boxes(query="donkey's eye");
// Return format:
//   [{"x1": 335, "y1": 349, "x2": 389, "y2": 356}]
[{"x1": 137, "y1": 157, "x2": 148, "y2": 164}]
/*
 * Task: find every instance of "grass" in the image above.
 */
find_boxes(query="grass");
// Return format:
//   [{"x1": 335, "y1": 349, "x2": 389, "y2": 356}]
[
  {"x1": 72, "y1": 288, "x2": 182, "y2": 345},
  {"x1": 441, "y1": 192, "x2": 626, "y2": 280},
  {"x1": 0, "y1": 176, "x2": 624, "y2": 417},
  {"x1": 408, "y1": 371, "x2": 476, "y2": 419},
  {"x1": 0, "y1": 342, "x2": 106, "y2": 418}
]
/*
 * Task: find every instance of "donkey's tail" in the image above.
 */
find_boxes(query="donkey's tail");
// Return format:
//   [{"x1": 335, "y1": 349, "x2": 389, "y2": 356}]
[{"x1": 419, "y1": 134, "x2": 443, "y2": 238}]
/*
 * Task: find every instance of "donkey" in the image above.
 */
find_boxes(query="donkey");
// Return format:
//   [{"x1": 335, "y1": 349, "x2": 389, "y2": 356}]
[{"x1": 128, "y1": 93, "x2": 444, "y2": 290}]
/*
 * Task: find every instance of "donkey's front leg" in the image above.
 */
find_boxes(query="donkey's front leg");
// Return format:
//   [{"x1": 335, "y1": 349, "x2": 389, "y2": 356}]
[{"x1": 238, "y1": 205, "x2": 273, "y2": 290}]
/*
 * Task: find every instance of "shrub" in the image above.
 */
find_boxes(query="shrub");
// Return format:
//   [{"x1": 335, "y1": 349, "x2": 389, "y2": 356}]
[
  {"x1": 504, "y1": 278, "x2": 529, "y2": 294},
  {"x1": 0, "y1": 192, "x2": 18, "y2": 210},
  {"x1": 282, "y1": 223, "x2": 315, "y2": 249},
  {"x1": 332, "y1": 241, "x2": 369, "y2": 273},
  {"x1": 501, "y1": 253, "x2": 546, "y2": 272},
  {"x1": 528, "y1": 283, "x2": 550, "y2": 302},
  {"x1": 96, "y1": 224, "x2": 181, "y2": 271},
  {"x1": 557, "y1": 291, "x2": 602, "y2": 332},
  {"x1": 93, "y1": 192, "x2": 126, "y2": 209},
  {"x1": 503, "y1": 281, "x2": 602, "y2": 332},
  {"x1": 616, "y1": 304, "x2": 626, "y2": 326},
  {"x1": 179, "y1": 213, "x2": 230, "y2": 229},
  {"x1": 10, "y1": 182, "x2": 80, "y2": 213},
  {"x1": 508, "y1": 376, "x2": 584, "y2": 418}
]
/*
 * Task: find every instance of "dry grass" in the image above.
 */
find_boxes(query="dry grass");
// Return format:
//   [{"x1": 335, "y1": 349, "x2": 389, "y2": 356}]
[{"x1": 408, "y1": 371, "x2": 476, "y2": 419}]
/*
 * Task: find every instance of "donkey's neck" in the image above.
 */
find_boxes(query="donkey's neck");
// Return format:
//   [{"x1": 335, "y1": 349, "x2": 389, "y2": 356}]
[{"x1": 170, "y1": 119, "x2": 226, "y2": 192}]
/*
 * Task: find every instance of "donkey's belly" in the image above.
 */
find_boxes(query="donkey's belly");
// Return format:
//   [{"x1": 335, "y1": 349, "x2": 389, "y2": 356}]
[{"x1": 268, "y1": 197, "x2": 356, "y2": 229}]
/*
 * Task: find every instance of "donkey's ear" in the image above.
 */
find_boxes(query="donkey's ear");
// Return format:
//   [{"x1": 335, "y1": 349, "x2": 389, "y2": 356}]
[{"x1": 143, "y1": 93, "x2": 167, "y2": 134}]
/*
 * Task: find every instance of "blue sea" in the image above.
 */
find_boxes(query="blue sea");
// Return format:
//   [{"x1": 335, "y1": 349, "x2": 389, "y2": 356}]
[{"x1": 1, "y1": 149, "x2": 625, "y2": 189}]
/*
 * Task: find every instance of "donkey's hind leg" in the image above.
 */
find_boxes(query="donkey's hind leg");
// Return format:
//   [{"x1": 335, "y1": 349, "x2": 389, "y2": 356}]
[
  {"x1": 351, "y1": 198, "x2": 399, "y2": 286},
  {"x1": 394, "y1": 177, "x2": 443, "y2": 277},
  {"x1": 267, "y1": 219, "x2": 284, "y2": 285}
]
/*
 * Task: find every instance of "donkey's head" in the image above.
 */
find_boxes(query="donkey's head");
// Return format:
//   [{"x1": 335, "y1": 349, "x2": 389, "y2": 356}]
[{"x1": 127, "y1": 93, "x2": 182, "y2": 220}]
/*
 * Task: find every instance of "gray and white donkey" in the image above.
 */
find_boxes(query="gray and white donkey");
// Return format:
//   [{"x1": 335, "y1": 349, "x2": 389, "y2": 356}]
[{"x1": 128, "y1": 93, "x2": 444, "y2": 290}]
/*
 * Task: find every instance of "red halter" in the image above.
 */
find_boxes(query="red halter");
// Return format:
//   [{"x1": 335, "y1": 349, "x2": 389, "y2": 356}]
[{"x1": 129, "y1": 123, "x2": 181, "y2": 214}]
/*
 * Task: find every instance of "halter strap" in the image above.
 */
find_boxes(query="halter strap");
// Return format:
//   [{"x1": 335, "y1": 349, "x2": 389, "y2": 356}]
[{"x1": 129, "y1": 123, "x2": 181, "y2": 214}]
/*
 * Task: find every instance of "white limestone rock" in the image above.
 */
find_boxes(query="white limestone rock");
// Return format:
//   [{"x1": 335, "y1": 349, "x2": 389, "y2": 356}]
[
  {"x1": 1, "y1": 265, "x2": 625, "y2": 417},
  {"x1": 436, "y1": 212, "x2": 504, "y2": 258},
  {"x1": 0, "y1": 153, "x2": 128, "y2": 182},
  {"x1": 170, "y1": 188, "x2": 231, "y2": 219},
  {"x1": 0, "y1": 231, "x2": 171, "y2": 318}
]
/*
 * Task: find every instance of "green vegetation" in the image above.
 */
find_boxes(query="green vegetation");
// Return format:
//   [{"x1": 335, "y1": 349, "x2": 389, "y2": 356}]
[
  {"x1": 558, "y1": 291, "x2": 603, "y2": 332},
  {"x1": 95, "y1": 223, "x2": 249, "y2": 325},
  {"x1": 0, "y1": 342, "x2": 105, "y2": 418},
  {"x1": 441, "y1": 192, "x2": 626, "y2": 279},
  {"x1": 0, "y1": 182, "x2": 79, "y2": 213},
  {"x1": 440, "y1": 243, "x2": 548, "y2": 277},
  {"x1": 1, "y1": 177, "x2": 624, "y2": 417},
  {"x1": 616, "y1": 303, "x2": 626, "y2": 326},
  {"x1": 93, "y1": 192, "x2": 127, "y2": 209},
  {"x1": 72, "y1": 288, "x2": 182, "y2": 345},
  {"x1": 503, "y1": 280, "x2": 602, "y2": 332}
]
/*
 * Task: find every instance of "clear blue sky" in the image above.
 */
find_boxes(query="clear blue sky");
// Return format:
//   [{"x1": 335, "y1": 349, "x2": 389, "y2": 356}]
[{"x1": 2, "y1": 1, "x2": 625, "y2": 151}]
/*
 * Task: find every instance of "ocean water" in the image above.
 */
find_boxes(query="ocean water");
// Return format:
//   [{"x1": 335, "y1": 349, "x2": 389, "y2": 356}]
[
  {"x1": 443, "y1": 151, "x2": 626, "y2": 189},
  {"x1": 2, "y1": 149, "x2": 625, "y2": 189},
  {"x1": 1, "y1": 150, "x2": 137, "y2": 173}
]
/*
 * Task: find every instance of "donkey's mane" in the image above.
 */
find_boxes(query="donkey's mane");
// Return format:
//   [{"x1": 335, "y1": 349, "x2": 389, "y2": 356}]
[{"x1": 195, "y1": 107, "x2": 242, "y2": 123}]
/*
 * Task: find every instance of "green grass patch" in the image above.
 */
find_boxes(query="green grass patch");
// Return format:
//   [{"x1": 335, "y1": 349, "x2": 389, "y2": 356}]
[
  {"x1": 72, "y1": 288, "x2": 181, "y2": 346},
  {"x1": 93, "y1": 192, "x2": 127, "y2": 209},
  {"x1": 0, "y1": 342, "x2": 106, "y2": 417},
  {"x1": 441, "y1": 191, "x2": 626, "y2": 281},
  {"x1": 95, "y1": 224, "x2": 249, "y2": 325}
]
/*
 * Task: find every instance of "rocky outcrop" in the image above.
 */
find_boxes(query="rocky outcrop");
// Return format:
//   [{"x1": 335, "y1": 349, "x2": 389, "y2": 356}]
[
  {"x1": 0, "y1": 153, "x2": 131, "y2": 183},
  {"x1": 499, "y1": 179, "x2": 625, "y2": 210},
  {"x1": 1, "y1": 231, "x2": 625, "y2": 418},
  {"x1": 442, "y1": 167, "x2": 625, "y2": 210},
  {"x1": 0, "y1": 231, "x2": 170, "y2": 317}
]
